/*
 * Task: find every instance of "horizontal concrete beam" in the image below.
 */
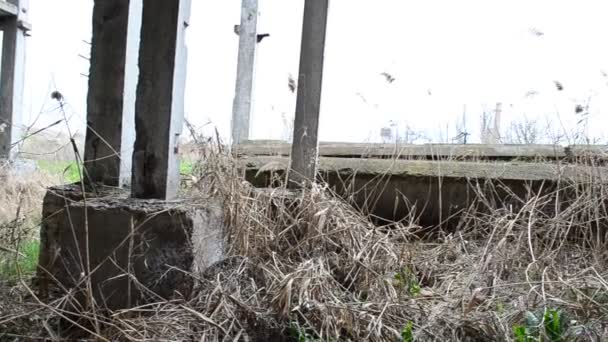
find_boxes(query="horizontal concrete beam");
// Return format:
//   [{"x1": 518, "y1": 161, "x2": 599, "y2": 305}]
[
  {"x1": 243, "y1": 156, "x2": 608, "y2": 226},
  {"x1": 567, "y1": 145, "x2": 608, "y2": 157},
  {"x1": 241, "y1": 156, "x2": 608, "y2": 182},
  {"x1": 0, "y1": 1, "x2": 18, "y2": 16},
  {"x1": 237, "y1": 142, "x2": 567, "y2": 160}
]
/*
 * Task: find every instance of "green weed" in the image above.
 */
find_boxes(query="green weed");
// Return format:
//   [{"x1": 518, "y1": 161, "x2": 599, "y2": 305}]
[
  {"x1": 0, "y1": 240, "x2": 40, "y2": 280},
  {"x1": 512, "y1": 309, "x2": 567, "y2": 342},
  {"x1": 37, "y1": 160, "x2": 195, "y2": 183},
  {"x1": 401, "y1": 321, "x2": 414, "y2": 342},
  {"x1": 543, "y1": 309, "x2": 566, "y2": 342},
  {"x1": 394, "y1": 266, "x2": 422, "y2": 296},
  {"x1": 513, "y1": 324, "x2": 536, "y2": 342},
  {"x1": 37, "y1": 160, "x2": 81, "y2": 183},
  {"x1": 287, "y1": 322, "x2": 321, "y2": 342},
  {"x1": 180, "y1": 161, "x2": 194, "y2": 176}
]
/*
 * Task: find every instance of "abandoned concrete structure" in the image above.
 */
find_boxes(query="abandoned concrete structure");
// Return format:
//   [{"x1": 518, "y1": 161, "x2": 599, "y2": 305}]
[
  {"x1": 29, "y1": 0, "x2": 608, "y2": 312},
  {"x1": 36, "y1": 0, "x2": 217, "y2": 309},
  {"x1": 36, "y1": 0, "x2": 330, "y2": 310}
]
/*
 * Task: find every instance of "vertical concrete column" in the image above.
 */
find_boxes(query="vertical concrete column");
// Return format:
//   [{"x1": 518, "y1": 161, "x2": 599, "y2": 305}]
[
  {"x1": 288, "y1": 0, "x2": 329, "y2": 189},
  {"x1": 131, "y1": 0, "x2": 191, "y2": 199},
  {"x1": 0, "y1": 0, "x2": 29, "y2": 158},
  {"x1": 231, "y1": 0, "x2": 258, "y2": 146},
  {"x1": 84, "y1": 0, "x2": 141, "y2": 187}
]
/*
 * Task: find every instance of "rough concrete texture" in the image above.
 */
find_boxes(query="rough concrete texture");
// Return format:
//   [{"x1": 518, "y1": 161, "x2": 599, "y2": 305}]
[
  {"x1": 231, "y1": 0, "x2": 258, "y2": 144},
  {"x1": 131, "y1": 0, "x2": 190, "y2": 200},
  {"x1": 242, "y1": 156, "x2": 608, "y2": 226},
  {"x1": 236, "y1": 142, "x2": 568, "y2": 160},
  {"x1": 85, "y1": 0, "x2": 133, "y2": 187},
  {"x1": 37, "y1": 185, "x2": 224, "y2": 310},
  {"x1": 288, "y1": 0, "x2": 329, "y2": 188},
  {"x1": 0, "y1": 12, "x2": 27, "y2": 158}
]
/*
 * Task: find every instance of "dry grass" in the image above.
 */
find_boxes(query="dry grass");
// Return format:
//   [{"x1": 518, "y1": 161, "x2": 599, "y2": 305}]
[
  {"x1": 0, "y1": 164, "x2": 51, "y2": 259},
  {"x1": 1, "y1": 138, "x2": 607, "y2": 341}
]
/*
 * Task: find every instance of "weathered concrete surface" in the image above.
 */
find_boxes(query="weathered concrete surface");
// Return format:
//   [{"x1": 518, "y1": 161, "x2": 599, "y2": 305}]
[
  {"x1": 0, "y1": 1, "x2": 18, "y2": 16},
  {"x1": 288, "y1": 0, "x2": 329, "y2": 188},
  {"x1": 84, "y1": 0, "x2": 135, "y2": 187},
  {"x1": 132, "y1": 0, "x2": 191, "y2": 199},
  {"x1": 243, "y1": 156, "x2": 608, "y2": 181},
  {"x1": 231, "y1": 0, "x2": 258, "y2": 145},
  {"x1": 566, "y1": 145, "x2": 608, "y2": 160},
  {"x1": 0, "y1": 1, "x2": 29, "y2": 158},
  {"x1": 237, "y1": 142, "x2": 567, "y2": 160},
  {"x1": 242, "y1": 156, "x2": 608, "y2": 226},
  {"x1": 84, "y1": 0, "x2": 142, "y2": 188},
  {"x1": 37, "y1": 185, "x2": 224, "y2": 310}
]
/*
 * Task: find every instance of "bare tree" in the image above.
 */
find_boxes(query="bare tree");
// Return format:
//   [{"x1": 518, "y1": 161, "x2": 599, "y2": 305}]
[{"x1": 503, "y1": 118, "x2": 541, "y2": 144}]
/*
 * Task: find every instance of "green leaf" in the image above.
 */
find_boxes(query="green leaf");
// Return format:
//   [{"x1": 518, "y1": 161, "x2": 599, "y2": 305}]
[
  {"x1": 544, "y1": 309, "x2": 564, "y2": 342},
  {"x1": 401, "y1": 321, "x2": 414, "y2": 342},
  {"x1": 513, "y1": 325, "x2": 528, "y2": 342}
]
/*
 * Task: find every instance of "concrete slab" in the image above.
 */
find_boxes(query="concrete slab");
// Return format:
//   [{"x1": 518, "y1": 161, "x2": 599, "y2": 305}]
[
  {"x1": 236, "y1": 142, "x2": 567, "y2": 160},
  {"x1": 37, "y1": 185, "x2": 224, "y2": 310},
  {"x1": 242, "y1": 156, "x2": 608, "y2": 181},
  {"x1": 567, "y1": 145, "x2": 608, "y2": 159},
  {"x1": 242, "y1": 156, "x2": 608, "y2": 226},
  {"x1": 0, "y1": 1, "x2": 18, "y2": 16}
]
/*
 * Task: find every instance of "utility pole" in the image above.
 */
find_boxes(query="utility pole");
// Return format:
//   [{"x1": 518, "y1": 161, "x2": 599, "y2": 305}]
[{"x1": 288, "y1": 0, "x2": 329, "y2": 189}]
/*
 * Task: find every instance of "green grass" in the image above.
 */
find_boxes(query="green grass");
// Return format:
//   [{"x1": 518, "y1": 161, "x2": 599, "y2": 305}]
[
  {"x1": 401, "y1": 321, "x2": 414, "y2": 342},
  {"x1": 287, "y1": 322, "x2": 322, "y2": 342},
  {"x1": 180, "y1": 160, "x2": 194, "y2": 176},
  {"x1": 513, "y1": 309, "x2": 568, "y2": 342},
  {"x1": 0, "y1": 240, "x2": 40, "y2": 280},
  {"x1": 394, "y1": 266, "x2": 422, "y2": 297},
  {"x1": 37, "y1": 160, "x2": 82, "y2": 183},
  {"x1": 36, "y1": 160, "x2": 195, "y2": 182}
]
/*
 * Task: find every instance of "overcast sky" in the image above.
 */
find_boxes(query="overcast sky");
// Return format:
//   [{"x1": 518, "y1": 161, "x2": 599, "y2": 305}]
[{"x1": 24, "y1": 0, "x2": 608, "y2": 144}]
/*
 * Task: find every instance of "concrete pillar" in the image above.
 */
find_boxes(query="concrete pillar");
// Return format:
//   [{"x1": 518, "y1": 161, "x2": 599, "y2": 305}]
[
  {"x1": 288, "y1": 0, "x2": 329, "y2": 189},
  {"x1": 231, "y1": 0, "x2": 258, "y2": 146},
  {"x1": 0, "y1": 0, "x2": 29, "y2": 158},
  {"x1": 131, "y1": 0, "x2": 190, "y2": 199},
  {"x1": 84, "y1": 0, "x2": 141, "y2": 187}
]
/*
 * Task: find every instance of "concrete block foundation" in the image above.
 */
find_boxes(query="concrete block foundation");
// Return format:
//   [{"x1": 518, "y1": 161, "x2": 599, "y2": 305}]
[{"x1": 37, "y1": 185, "x2": 224, "y2": 311}]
